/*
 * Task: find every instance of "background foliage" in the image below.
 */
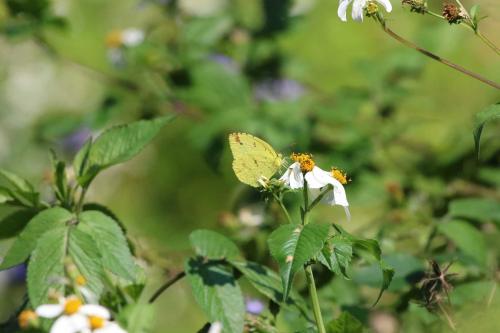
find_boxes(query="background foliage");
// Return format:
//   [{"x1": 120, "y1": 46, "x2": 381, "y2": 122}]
[{"x1": 0, "y1": 0, "x2": 499, "y2": 332}]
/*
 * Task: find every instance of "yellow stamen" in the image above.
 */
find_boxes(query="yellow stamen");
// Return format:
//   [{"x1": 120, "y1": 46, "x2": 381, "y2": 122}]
[
  {"x1": 64, "y1": 297, "x2": 82, "y2": 315},
  {"x1": 291, "y1": 153, "x2": 315, "y2": 173},
  {"x1": 331, "y1": 168, "x2": 348, "y2": 185},
  {"x1": 366, "y1": 1, "x2": 379, "y2": 15},
  {"x1": 75, "y1": 275, "x2": 87, "y2": 286},
  {"x1": 18, "y1": 310, "x2": 37, "y2": 329},
  {"x1": 89, "y1": 316, "x2": 105, "y2": 329},
  {"x1": 105, "y1": 30, "x2": 123, "y2": 48}
]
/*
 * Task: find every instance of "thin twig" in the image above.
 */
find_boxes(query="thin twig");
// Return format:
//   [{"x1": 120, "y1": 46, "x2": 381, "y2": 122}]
[
  {"x1": 377, "y1": 20, "x2": 500, "y2": 89},
  {"x1": 148, "y1": 271, "x2": 186, "y2": 303}
]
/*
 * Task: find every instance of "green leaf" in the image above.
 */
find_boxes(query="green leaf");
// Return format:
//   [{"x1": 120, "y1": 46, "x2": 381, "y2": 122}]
[
  {"x1": 474, "y1": 103, "x2": 500, "y2": 159},
  {"x1": 189, "y1": 229, "x2": 240, "y2": 260},
  {"x1": 268, "y1": 223, "x2": 330, "y2": 300},
  {"x1": 0, "y1": 169, "x2": 39, "y2": 207},
  {"x1": 185, "y1": 257, "x2": 245, "y2": 333},
  {"x1": 68, "y1": 227, "x2": 105, "y2": 297},
  {"x1": 0, "y1": 209, "x2": 38, "y2": 240},
  {"x1": 332, "y1": 224, "x2": 394, "y2": 306},
  {"x1": 448, "y1": 198, "x2": 500, "y2": 224},
  {"x1": 437, "y1": 220, "x2": 487, "y2": 266},
  {"x1": 230, "y1": 260, "x2": 309, "y2": 316},
  {"x1": 73, "y1": 138, "x2": 92, "y2": 181},
  {"x1": 118, "y1": 304, "x2": 155, "y2": 333},
  {"x1": 0, "y1": 187, "x2": 15, "y2": 204},
  {"x1": 326, "y1": 312, "x2": 364, "y2": 333},
  {"x1": 79, "y1": 210, "x2": 138, "y2": 281},
  {"x1": 50, "y1": 150, "x2": 69, "y2": 204},
  {"x1": 0, "y1": 207, "x2": 73, "y2": 270},
  {"x1": 470, "y1": 4, "x2": 480, "y2": 26},
  {"x1": 27, "y1": 226, "x2": 66, "y2": 307},
  {"x1": 27, "y1": 223, "x2": 106, "y2": 306},
  {"x1": 76, "y1": 116, "x2": 174, "y2": 187},
  {"x1": 318, "y1": 235, "x2": 353, "y2": 278}
]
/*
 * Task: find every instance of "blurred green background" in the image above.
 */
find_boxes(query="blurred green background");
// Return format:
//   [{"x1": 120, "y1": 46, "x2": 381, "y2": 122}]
[{"x1": 0, "y1": 0, "x2": 499, "y2": 332}]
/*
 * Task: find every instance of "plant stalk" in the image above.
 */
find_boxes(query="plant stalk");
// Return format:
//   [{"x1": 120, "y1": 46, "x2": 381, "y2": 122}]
[
  {"x1": 148, "y1": 271, "x2": 186, "y2": 303},
  {"x1": 301, "y1": 183, "x2": 326, "y2": 333},
  {"x1": 273, "y1": 193, "x2": 293, "y2": 224},
  {"x1": 305, "y1": 265, "x2": 326, "y2": 333},
  {"x1": 376, "y1": 18, "x2": 500, "y2": 89}
]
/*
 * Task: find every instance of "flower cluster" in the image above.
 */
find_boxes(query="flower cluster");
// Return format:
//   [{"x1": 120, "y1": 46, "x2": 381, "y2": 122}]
[
  {"x1": 280, "y1": 153, "x2": 350, "y2": 218},
  {"x1": 19, "y1": 295, "x2": 126, "y2": 333}
]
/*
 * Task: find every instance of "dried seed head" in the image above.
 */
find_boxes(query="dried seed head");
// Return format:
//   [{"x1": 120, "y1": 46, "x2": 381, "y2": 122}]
[
  {"x1": 402, "y1": 0, "x2": 427, "y2": 14},
  {"x1": 442, "y1": 3, "x2": 465, "y2": 24}
]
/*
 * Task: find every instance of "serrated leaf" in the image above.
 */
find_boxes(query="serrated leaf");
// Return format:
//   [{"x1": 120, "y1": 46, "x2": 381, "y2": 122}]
[
  {"x1": 448, "y1": 198, "x2": 500, "y2": 224},
  {"x1": 185, "y1": 257, "x2": 245, "y2": 333},
  {"x1": 437, "y1": 220, "x2": 487, "y2": 266},
  {"x1": 76, "y1": 116, "x2": 174, "y2": 187},
  {"x1": 0, "y1": 207, "x2": 73, "y2": 270},
  {"x1": 79, "y1": 210, "x2": 138, "y2": 281},
  {"x1": 189, "y1": 229, "x2": 240, "y2": 260},
  {"x1": 50, "y1": 150, "x2": 69, "y2": 204},
  {"x1": 474, "y1": 103, "x2": 500, "y2": 159},
  {"x1": 0, "y1": 209, "x2": 38, "y2": 240},
  {"x1": 318, "y1": 235, "x2": 353, "y2": 278},
  {"x1": 68, "y1": 227, "x2": 105, "y2": 296},
  {"x1": 27, "y1": 226, "x2": 66, "y2": 306},
  {"x1": 268, "y1": 223, "x2": 330, "y2": 300},
  {"x1": 0, "y1": 169, "x2": 39, "y2": 207},
  {"x1": 230, "y1": 260, "x2": 309, "y2": 316},
  {"x1": 326, "y1": 312, "x2": 363, "y2": 333}
]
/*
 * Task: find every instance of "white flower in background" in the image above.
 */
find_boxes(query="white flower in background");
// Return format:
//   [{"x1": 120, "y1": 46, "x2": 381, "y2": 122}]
[
  {"x1": 208, "y1": 321, "x2": 223, "y2": 333},
  {"x1": 338, "y1": 0, "x2": 392, "y2": 22},
  {"x1": 290, "y1": 0, "x2": 317, "y2": 16},
  {"x1": 105, "y1": 28, "x2": 144, "y2": 49},
  {"x1": 238, "y1": 205, "x2": 265, "y2": 227},
  {"x1": 179, "y1": 0, "x2": 227, "y2": 17},
  {"x1": 35, "y1": 295, "x2": 126, "y2": 333},
  {"x1": 280, "y1": 153, "x2": 350, "y2": 218}
]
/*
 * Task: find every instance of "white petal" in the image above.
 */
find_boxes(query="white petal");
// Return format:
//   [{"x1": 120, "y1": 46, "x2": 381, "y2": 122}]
[
  {"x1": 95, "y1": 322, "x2": 127, "y2": 333},
  {"x1": 50, "y1": 315, "x2": 87, "y2": 333},
  {"x1": 36, "y1": 304, "x2": 63, "y2": 318},
  {"x1": 80, "y1": 304, "x2": 111, "y2": 319},
  {"x1": 337, "y1": 0, "x2": 352, "y2": 21},
  {"x1": 376, "y1": 0, "x2": 392, "y2": 12},
  {"x1": 351, "y1": 0, "x2": 366, "y2": 22},
  {"x1": 288, "y1": 163, "x2": 305, "y2": 189},
  {"x1": 279, "y1": 167, "x2": 292, "y2": 184},
  {"x1": 208, "y1": 322, "x2": 223, "y2": 333},
  {"x1": 122, "y1": 29, "x2": 144, "y2": 46},
  {"x1": 305, "y1": 167, "x2": 331, "y2": 188}
]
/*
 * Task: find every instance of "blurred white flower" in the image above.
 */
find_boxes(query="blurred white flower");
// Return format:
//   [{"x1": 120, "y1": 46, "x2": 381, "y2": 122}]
[
  {"x1": 238, "y1": 205, "x2": 265, "y2": 227},
  {"x1": 36, "y1": 296, "x2": 126, "y2": 333},
  {"x1": 208, "y1": 322, "x2": 223, "y2": 333},
  {"x1": 338, "y1": 0, "x2": 392, "y2": 22},
  {"x1": 179, "y1": 0, "x2": 227, "y2": 17},
  {"x1": 280, "y1": 153, "x2": 350, "y2": 218},
  {"x1": 290, "y1": 0, "x2": 316, "y2": 16},
  {"x1": 121, "y1": 29, "x2": 145, "y2": 47}
]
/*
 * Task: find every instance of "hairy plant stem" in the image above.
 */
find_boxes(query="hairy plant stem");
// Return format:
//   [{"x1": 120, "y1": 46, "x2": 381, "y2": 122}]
[
  {"x1": 273, "y1": 193, "x2": 293, "y2": 224},
  {"x1": 302, "y1": 182, "x2": 326, "y2": 333},
  {"x1": 148, "y1": 271, "x2": 186, "y2": 303},
  {"x1": 375, "y1": 16, "x2": 500, "y2": 89}
]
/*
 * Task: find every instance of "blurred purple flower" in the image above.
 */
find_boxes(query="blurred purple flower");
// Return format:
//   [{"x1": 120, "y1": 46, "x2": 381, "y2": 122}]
[
  {"x1": 245, "y1": 298, "x2": 265, "y2": 315},
  {"x1": 6, "y1": 264, "x2": 26, "y2": 284},
  {"x1": 61, "y1": 127, "x2": 92, "y2": 154},
  {"x1": 208, "y1": 54, "x2": 239, "y2": 73},
  {"x1": 253, "y1": 79, "x2": 305, "y2": 102}
]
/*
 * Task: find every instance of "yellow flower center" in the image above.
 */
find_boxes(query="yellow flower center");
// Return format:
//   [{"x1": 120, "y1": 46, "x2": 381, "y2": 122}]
[
  {"x1": 75, "y1": 275, "x2": 87, "y2": 286},
  {"x1": 18, "y1": 310, "x2": 37, "y2": 329},
  {"x1": 366, "y1": 1, "x2": 379, "y2": 15},
  {"x1": 64, "y1": 297, "x2": 82, "y2": 315},
  {"x1": 89, "y1": 316, "x2": 105, "y2": 330},
  {"x1": 331, "y1": 168, "x2": 348, "y2": 185},
  {"x1": 105, "y1": 30, "x2": 123, "y2": 48},
  {"x1": 291, "y1": 153, "x2": 315, "y2": 173}
]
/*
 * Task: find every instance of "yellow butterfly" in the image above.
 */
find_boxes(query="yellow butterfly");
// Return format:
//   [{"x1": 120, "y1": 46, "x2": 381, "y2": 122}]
[{"x1": 229, "y1": 133, "x2": 284, "y2": 187}]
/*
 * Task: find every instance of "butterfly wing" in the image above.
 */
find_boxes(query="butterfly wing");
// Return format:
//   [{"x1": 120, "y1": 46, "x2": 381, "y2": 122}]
[{"x1": 229, "y1": 133, "x2": 282, "y2": 187}]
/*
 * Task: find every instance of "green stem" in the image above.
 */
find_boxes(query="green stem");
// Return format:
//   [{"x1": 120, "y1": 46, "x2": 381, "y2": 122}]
[
  {"x1": 305, "y1": 265, "x2": 326, "y2": 333},
  {"x1": 376, "y1": 17, "x2": 500, "y2": 89},
  {"x1": 476, "y1": 31, "x2": 500, "y2": 56},
  {"x1": 75, "y1": 187, "x2": 87, "y2": 216},
  {"x1": 273, "y1": 193, "x2": 293, "y2": 224},
  {"x1": 301, "y1": 181, "x2": 326, "y2": 333},
  {"x1": 308, "y1": 186, "x2": 331, "y2": 212}
]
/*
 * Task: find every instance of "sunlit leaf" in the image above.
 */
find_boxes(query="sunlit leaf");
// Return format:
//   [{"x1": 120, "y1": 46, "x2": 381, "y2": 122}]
[
  {"x1": 449, "y1": 198, "x2": 500, "y2": 224},
  {"x1": 437, "y1": 220, "x2": 487, "y2": 266},
  {"x1": 189, "y1": 229, "x2": 240, "y2": 260},
  {"x1": 326, "y1": 312, "x2": 364, "y2": 333},
  {"x1": 473, "y1": 103, "x2": 500, "y2": 159}
]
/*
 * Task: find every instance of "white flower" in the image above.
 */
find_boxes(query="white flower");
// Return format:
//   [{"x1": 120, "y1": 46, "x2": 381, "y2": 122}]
[
  {"x1": 36, "y1": 296, "x2": 126, "y2": 333},
  {"x1": 280, "y1": 154, "x2": 350, "y2": 218},
  {"x1": 121, "y1": 29, "x2": 144, "y2": 47},
  {"x1": 338, "y1": 0, "x2": 392, "y2": 22},
  {"x1": 179, "y1": 0, "x2": 227, "y2": 17}
]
